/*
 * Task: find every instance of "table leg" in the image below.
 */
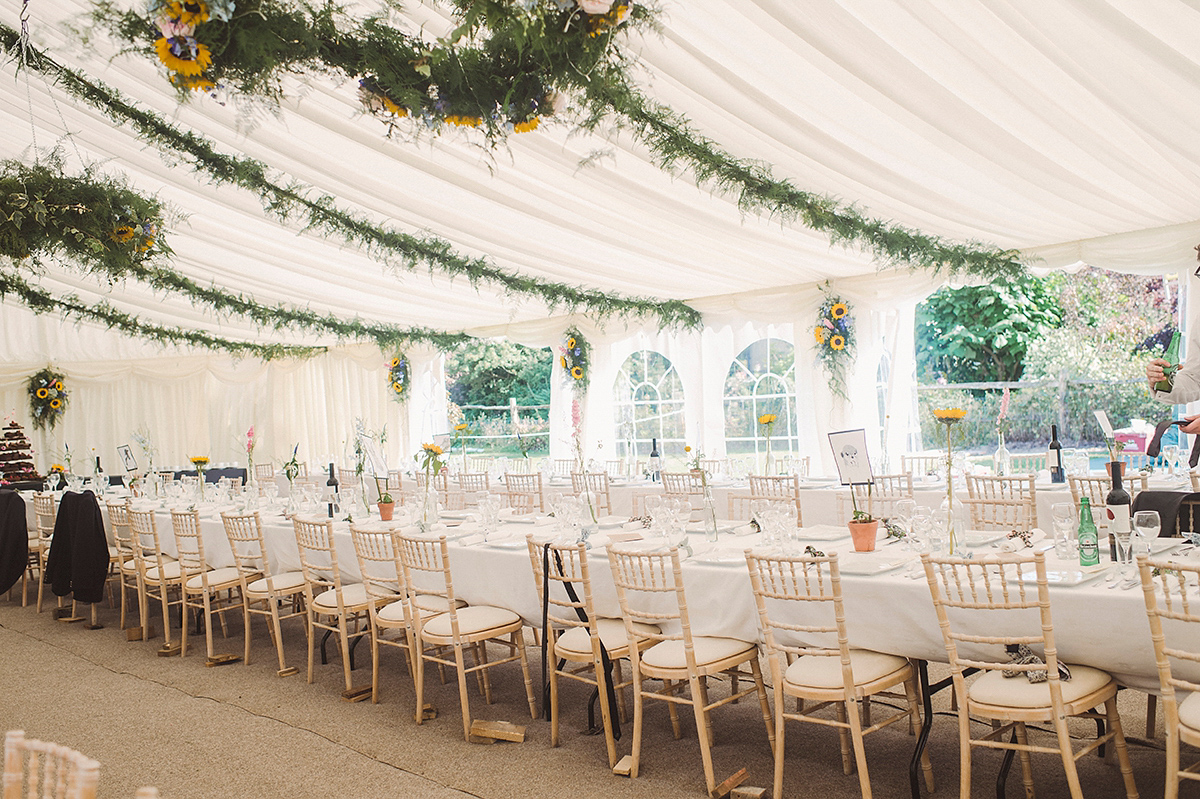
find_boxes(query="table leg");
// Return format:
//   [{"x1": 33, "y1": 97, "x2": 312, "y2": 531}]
[{"x1": 909, "y1": 660, "x2": 934, "y2": 799}]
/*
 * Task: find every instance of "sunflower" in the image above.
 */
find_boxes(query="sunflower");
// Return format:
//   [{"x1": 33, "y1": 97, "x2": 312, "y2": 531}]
[
  {"x1": 932, "y1": 408, "x2": 967, "y2": 421},
  {"x1": 571, "y1": 366, "x2": 584, "y2": 379},
  {"x1": 111, "y1": 225, "x2": 135, "y2": 243},
  {"x1": 684, "y1": 446, "x2": 692, "y2": 453},
  {"x1": 830, "y1": 335, "x2": 846, "y2": 350},
  {"x1": 169, "y1": 73, "x2": 216, "y2": 92},
  {"x1": 454, "y1": 423, "x2": 468, "y2": 432},
  {"x1": 36, "y1": 387, "x2": 49, "y2": 399},
  {"x1": 560, "y1": 356, "x2": 568, "y2": 369},
  {"x1": 514, "y1": 116, "x2": 540, "y2": 134},
  {"x1": 154, "y1": 36, "x2": 212, "y2": 76},
  {"x1": 758, "y1": 413, "x2": 777, "y2": 426},
  {"x1": 49, "y1": 399, "x2": 62, "y2": 410},
  {"x1": 423, "y1": 444, "x2": 444, "y2": 456},
  {"x1": 161, "y1": 0, "x2": 210, "y2": 26},
  {"x1": 445, "y1": 114, "x2": 482, "y2": 128},
  {"x1": 567, "y1": 336, "x2": 577, "y2": 350},
  {"x1": 813, "y1": 326, "x2": 825, "y2": 343},
  {"x1": 381, "y1": 96, "x2": 408, "y2": 117},
  {"x1": 54, "y1": 380, "x2": 63, "y2": 391},
  {"x1": 392, "y1": 382, "x2": 403, "y2": 392},
  {"x1": 830, "y1": 302, "x2": 849, "y2": 320}
]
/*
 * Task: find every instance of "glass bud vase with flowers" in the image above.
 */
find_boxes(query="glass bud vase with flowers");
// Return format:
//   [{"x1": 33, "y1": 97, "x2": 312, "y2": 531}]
[
  {"x1": 758, "y1": 413, "x2": 777, "y2": 475},
  {"x1": 686, "y1": 446, "x2": 719, "y2": 543},
  {"x1": 189, "y1": 456, "x2": 209, "y2": 501},
  {"x1": 932, "y1": 408, "x2": 969, "y2": 553},
  {"x1": 282, "y1": 444, "x2": 301, "y2": 517},
  {"x1": 993, "y1": 388, "x2": 1011, "y2": 476},
  {"x1": 416, "y1": 443, "x2": 445, "y2": 532}
]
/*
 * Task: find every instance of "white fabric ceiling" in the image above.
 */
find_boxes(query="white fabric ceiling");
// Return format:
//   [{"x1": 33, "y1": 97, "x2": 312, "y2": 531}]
[{"x1": 2, "y1": 0, "x2": 1199, "y2": 354}]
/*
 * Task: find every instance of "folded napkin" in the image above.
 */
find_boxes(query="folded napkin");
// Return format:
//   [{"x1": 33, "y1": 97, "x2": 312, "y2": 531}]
[
  {"x1": 733, "y1": 523, "x2": 757, "y2": 537},
  {"x1": 997, "y1": 528, "x2": 1046, "y2": 553},
  {"x1": 621, "y1": 520, "x2": 646, "y2": 532},
  {"x1": 1003, "y1": 643, "x2": 1071, "y2": 683}
]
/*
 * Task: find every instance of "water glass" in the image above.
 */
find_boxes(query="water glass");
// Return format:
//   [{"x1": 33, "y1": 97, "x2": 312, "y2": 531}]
[
  {"x1": 908, "y1": 512, "x2": 932, "y2": 553},
  {"x1": 1132, "y1": 510, "x2": 1160, "y2": 559},
  {"x1": 478, "y1": 493, "x2": 502, "y2": 538},
  {"x1": 1114, "y1": 530, "x2": 1134, "y2": 578},
  {"x1": 893, "y1": 499, "x2": 917, "y2": 546},
  {"x1": 1051, "y1": 502, "x2": 1076, "y2": 559}
]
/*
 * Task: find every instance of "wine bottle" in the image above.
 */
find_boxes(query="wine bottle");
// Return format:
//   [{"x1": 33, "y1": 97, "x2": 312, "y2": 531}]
[
  {"x1": 1077, "y1": 497, "x2": 1100, "y2": 567},
  {"x1": 1155, "y1": 331, "x2": 1181, "y2": 392},
  {"x1": 93, "y1": 454, "x2": 104, "y2": 490},
  {"x1": 1105, "y1": 461, "x2": 1130, "y2": 562},
  {"x1": 648, "y1": 438, "x2": 661, "y2": 483},
  {"x1": 327, "y1": 462, "x2": 339, "y2": 518},
  {"x1": 1048, "y1": 424, "x2": 1065, "y2": 484}
]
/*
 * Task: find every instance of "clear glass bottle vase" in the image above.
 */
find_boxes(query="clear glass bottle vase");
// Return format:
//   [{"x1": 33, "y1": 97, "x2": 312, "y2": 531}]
[{"x1": 993, "y1": 432, "x2": 1011, "y2": 476}]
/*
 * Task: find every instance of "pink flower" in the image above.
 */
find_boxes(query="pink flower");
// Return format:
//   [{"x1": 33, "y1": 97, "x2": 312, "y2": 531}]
[
  {"x1": 571, "y1": 398, "x2": 583, "y2": 431},
  {"x1": 576, "y1": 0, "x2": 613, "y2": 13},
  {"x1": 997, "y1": 388, "x2": 1010, "y2": 422},
  {"x1": 156, "y1": 16, "x2": 193, "y2": 38}
]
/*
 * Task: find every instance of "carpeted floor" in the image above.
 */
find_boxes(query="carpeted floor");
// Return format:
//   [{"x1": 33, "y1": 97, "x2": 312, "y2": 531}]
[{"x1": 0, "y1": 593, "x2": 1171, "y2": 798}]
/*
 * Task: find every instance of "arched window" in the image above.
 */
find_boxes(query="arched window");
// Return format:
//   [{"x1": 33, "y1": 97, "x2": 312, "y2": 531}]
[
  {"x1": 723, "y1": 338, "x2": 799, "y2": 460},
  {"x1": 613, "y1": 350, "x2": 686, "y2": 461}
]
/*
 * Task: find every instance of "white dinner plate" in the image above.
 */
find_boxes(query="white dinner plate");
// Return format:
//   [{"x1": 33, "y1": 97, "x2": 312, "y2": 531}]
[
  {"x1": 685, "y1": 519, "x2": 739, "y2": 535},
  {"x1": 834, "y1": 550, "x2": 918, "y2": 575},
  {"x1": 690, "y1": 548, "x2": 745, "y2": 565},
  {"x1": 1013, "y1": 563, "x2": 1110, "y2": 587},
  {"x1": 960, "y1": 531, "x2": 1008, "y2": 547},
  {"x1": 797, "y1": 524, "x2": 853, "y2": 541}
]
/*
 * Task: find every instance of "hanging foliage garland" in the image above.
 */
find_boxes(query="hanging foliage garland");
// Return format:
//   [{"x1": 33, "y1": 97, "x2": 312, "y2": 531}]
[
  {"x1": 83, "y1": 0, "x2": 1027, "y2": 280},
  {"x1": 560, "y1": 326, "x2": 590, "y2": 392},
  {"x1": 813, "y1": 286, "x2": 855, "y2": 402},
  {"x1": 387, "y1": 353, "x2": 410, "y2": 402},
  {"x1": 0, "y1": 157, "x2": 171, "y2": 271},
  {"x1": 27, "y1": 367, "x2": 68, "y2": 431},
  {"x1": 0, "y1": 24, "x2": 700, "y2": 331}
]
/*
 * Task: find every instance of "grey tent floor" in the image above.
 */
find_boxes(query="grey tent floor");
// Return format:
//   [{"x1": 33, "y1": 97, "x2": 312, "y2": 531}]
[{"x1": 0, "y1": 596, "x2": 1173, "y2": 798}]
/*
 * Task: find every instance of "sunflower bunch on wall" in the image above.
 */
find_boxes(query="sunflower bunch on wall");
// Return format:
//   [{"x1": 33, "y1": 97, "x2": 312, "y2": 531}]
[
  {"x1": 28, "y1": 368, "x2": 68, "y2": 431},
  {"x1": 387, "y1": 354, "x2": 409, "y2": 403},
  {"x1": 560, "y1": 327, "x2": 590, "y2": 392},
  {"x1": 813, "y1": 288, "x2": 856, "y2": 401}
]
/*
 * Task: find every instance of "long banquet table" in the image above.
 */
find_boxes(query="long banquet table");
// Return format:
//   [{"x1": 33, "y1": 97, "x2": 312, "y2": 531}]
[{"x1": 31, "y1": 488, "x2": 1178, "y2": 698}]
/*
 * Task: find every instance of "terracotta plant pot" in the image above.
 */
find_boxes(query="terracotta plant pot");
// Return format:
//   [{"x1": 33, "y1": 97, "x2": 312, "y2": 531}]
[
  {"x1": 847, "y1": 519, "x2": 879, "y2": 552},
  {"x1": 377, "y1": 501, "x2": 395, "y2": 521}
]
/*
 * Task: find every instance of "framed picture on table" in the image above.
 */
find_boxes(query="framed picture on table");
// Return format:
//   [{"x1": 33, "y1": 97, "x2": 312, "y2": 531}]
[
  {"x1": 117, "y1": 444, "x2": 138, "y2": 473},
  {"x1": 363, "y1": 440, "x2": 388, "y2": 478},
  {"x1": 827, "y1": 428, "x2": 873, "y2": 486}
]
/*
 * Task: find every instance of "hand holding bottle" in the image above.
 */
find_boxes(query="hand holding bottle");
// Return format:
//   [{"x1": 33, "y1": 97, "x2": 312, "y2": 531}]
[{"x1": 1146, "y1": 358, "x2": 1175, "y2": 387}]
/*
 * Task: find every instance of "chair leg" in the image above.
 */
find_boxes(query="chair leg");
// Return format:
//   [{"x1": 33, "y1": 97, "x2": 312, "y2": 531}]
[
  {"x1": 903, "y1": 675, "x2": 934, "y2": 792},
  {"x1": 630, "y1": 662, "x2": 645, "y2": 778},
  {"x1": 1146, "y1": 694, "x2": 1158, "y2": 741},
  {"x1": 836, "y1": 701, "x2": 854, "y2": 775},
  {"x1": 664, "y1": 680, "x2": 682, "y2": 739},
  {"x1": 270, "y1": 601, "x2": 289, "y2": 674},
  {"x1": 477, "y1": 642, "x2": 494, "y2": 705},
  {"x1": 1165, "y1": 712, "x2": 1181, "y2": 799},
  {"x1": 204, "y1": 593, "x2": 218, "y2": 659},
  {"x1": 591, "y1": 655, "x2": 619, "y2": 768},
  {"x1": 550, "y1": 654, "x2": 561, "y2": 747},
  {"x1": 159, "y1": 584, "x2": 174, "y2": 648},
  {"x1": 305, "y1": 608, "x2": 316, "y2": 684},
  {"x1": 515, "y1": 631, "x2": 537, "y2": 720},
  {"x1": 689, "y1": 674, "x2": 718, "y2": 795},
  {"x1": 370, "y1": 624, "x2": 381, "y2": 704},
  {"x1": 773, "y1": 682, "x2": 787, "y2": 799},
  {"x1": 958, "y1": 691, "x2": 973, "y2": 799},
  {"x1": 242, "y1": 599, "x2": 254, "y2": 666},
  {"x1": 1104, "y1": 696, "x2": 1140, "y2": 799},
  {"x1": 1013, "y1": 722, "x2": 1036, "y2": 799},
  {"x1": 453, "y1": 639, "x2": 473, "y2": 740},
  {"x1": 1052, "y1": 708, "x2": 1085, "y2": 799},
  {"x1": 414, "y1": 639, "x2": 427, "y2": 725},
  {"x1": 846, "y1": 696, "x2": 873, "y2": 799},
  {"x1": 337, "y1": 613, "x2": 354, "y2": 692},
  {"x1": 750, "y1": 658, "x2": 776, "y2": 752}
]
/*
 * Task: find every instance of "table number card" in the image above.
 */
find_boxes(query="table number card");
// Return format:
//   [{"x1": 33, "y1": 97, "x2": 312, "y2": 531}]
[{"x1": 827, "y1": 428, "x2": 874, "y2": 486}]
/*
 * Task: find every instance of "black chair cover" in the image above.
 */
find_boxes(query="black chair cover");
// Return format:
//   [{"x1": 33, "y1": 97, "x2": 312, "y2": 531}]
[
  {"x1": 0, "y1": 489, "x2": 28, "y2": 595},
  {"x1": 43, "y1": 491, "x2": 109, "y2": 603},
  {"x1": 1130, "y1": 490, "x2": 1194, "y2": 537}
]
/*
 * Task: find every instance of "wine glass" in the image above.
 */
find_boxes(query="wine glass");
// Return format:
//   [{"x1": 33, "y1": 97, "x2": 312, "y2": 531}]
[
  {"x1": 908, "y1": 512, "x2": 932, "y2": 553},
  {"x1": 893, "y1": 499, "x2": 917, "y2": 544},
  {"x1": 1132, "y1": 510, "x2": 1160, "y2": 560},
  {"x1": 1050, "y1": 502, "x2": 1076, "y2": 559}
]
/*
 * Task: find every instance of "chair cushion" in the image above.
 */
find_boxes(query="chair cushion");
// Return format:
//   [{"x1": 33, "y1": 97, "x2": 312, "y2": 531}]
[
  {"x1": 186, "y1": 566, "x2": 247, "y2": 591},
  {"x1": 246, "y1": 571, "x2": 306, "y2": 596},
  {"x1": 314, "y1": 583, "x2": 371, "y2": 611},
  {"x1": 784, "y1": 649, "x2": 910, "y2": 690},
  {"x1": 107, "y1": 545, "x2": 119, "y2": 560},
  {"x1": 376, "y1": 600, "x2": 412, "y2": 625},
  {"x1": 1178, "y1": 692, "x2": 1200, "y2": 732},
  {"x1": 968, "y1": 664, "x2": 1113, "y2": 708},
  {"x1": 641, "y1": 636, "x2": 755, "y2": 670},
  {"x1": 413, "y1": 595, "x2": 466, "y2": 614},
  {"x1": 555, "y1": 618, "x2": 660, "y2": 658},
  {"x1": 422, "y1": 605, "x2": 521, "y2": 638},
  {"x1": 144, "y1": 561, "x2": 183, "y2": 582}
]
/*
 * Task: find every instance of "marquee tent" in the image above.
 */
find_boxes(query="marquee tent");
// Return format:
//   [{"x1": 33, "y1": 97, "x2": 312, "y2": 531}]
[{"x1": 1, "y1": 0, "x2": 1197, "y2": 471}]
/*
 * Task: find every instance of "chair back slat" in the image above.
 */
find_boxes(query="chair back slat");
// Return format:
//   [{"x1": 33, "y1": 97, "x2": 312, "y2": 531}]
[
  {"x1": 570, "y1": 472, "x2": 611, "y2": 514},
  {"x1": 3, "y1": 730, "x2": 100, "y2": 799},
  {"x1": 349, "y1": 526, "x2": 403, "y2": 603},
  {"x1": 963, "y1": 497, "x2": 1035, "y2": 531},
  {"x1": 457, "y1": 472, "x2": 490, "y2": 493},
  {"x1": 661, "y1": 472, "x2": 703, "y2": 496},
  {"x1": 106, "y1": 499, "x2": 135, "y2": 560},
  {"x1": 395, "y1": 534, "x2": 466, "y2": 639},
  {"x1": 922, "y1": 553, "x2": 1057, "y2": 678},
  {"x1": 128, "y1": 506, "x2": 170, "y2": 575},
  {"x1": 745, "y1": 552, "x2": 843, "y2": 663},
  {"x1": 32, "y1": 493, "x2": 56, "y2": 539},
  {"x1": 749, "y1": 475, "x2": 799, "y2": 499},
  {"x1": 292, "y1": 517, "x2": 343, "y2": 599},
  {"x1": 220, "y1": 511, "x2": 269, "y2": 581},
  {"x1": 606, "y1": 546, "x2": 691, "y2": 649},
  {"x1": 1138, "y1": 556, "x2": 1200, "y2": 697},
  {"x1": 527, "y1": 537, "x2": 596, "y2": 633},
  {"x1": 169, "y1": 508, "x2": 208, "y2": 579},
  {"x1": 504, "y1": 473, "x2": 544, "y2": 511}
]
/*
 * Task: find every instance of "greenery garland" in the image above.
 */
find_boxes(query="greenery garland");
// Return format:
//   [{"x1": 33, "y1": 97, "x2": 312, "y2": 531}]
[
  {"x1": 0, "y1": 24, "x2": 700, "y2": 330},
  {"x1": 387, "y1": 353, "x2": 409, "y2": 401},
  {"x1": 559, "y1": 326, "x2": 590, "y2": 391},
  {"x1": 813, "y1": 285, "x2": 855, "y2": 401},
  {"x1": 27, "y1": 367, "x2": 68, "y2": 431},
  {"x1": 1, "y1": 156, "x2": 170, "y2": 270},
  {"x1": 0, "y1": 268, "x2": 321, "y2": 360},
  {"x1": 85, "y1": 1, "x2": 1027, "y2": 280}
]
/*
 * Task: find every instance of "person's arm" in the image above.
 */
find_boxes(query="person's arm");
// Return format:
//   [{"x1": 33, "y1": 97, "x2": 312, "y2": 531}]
[{"x1": 1149, "y1": 330, "x2": 1200, "y2": 404}]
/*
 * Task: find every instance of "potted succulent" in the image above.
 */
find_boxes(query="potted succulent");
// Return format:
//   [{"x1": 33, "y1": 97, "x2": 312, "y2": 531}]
[
  {"x1": 377, "y1": 490, "x2": 395, "y2": 521},
  {"x1": 846, "y1": 483, "x2": 878, "y2": 552}
]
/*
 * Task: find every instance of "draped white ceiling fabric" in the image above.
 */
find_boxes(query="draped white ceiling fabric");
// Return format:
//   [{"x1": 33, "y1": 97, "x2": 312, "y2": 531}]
[{"x1": 1, "y1": 0, "x2": 1198, "y2": 469}]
